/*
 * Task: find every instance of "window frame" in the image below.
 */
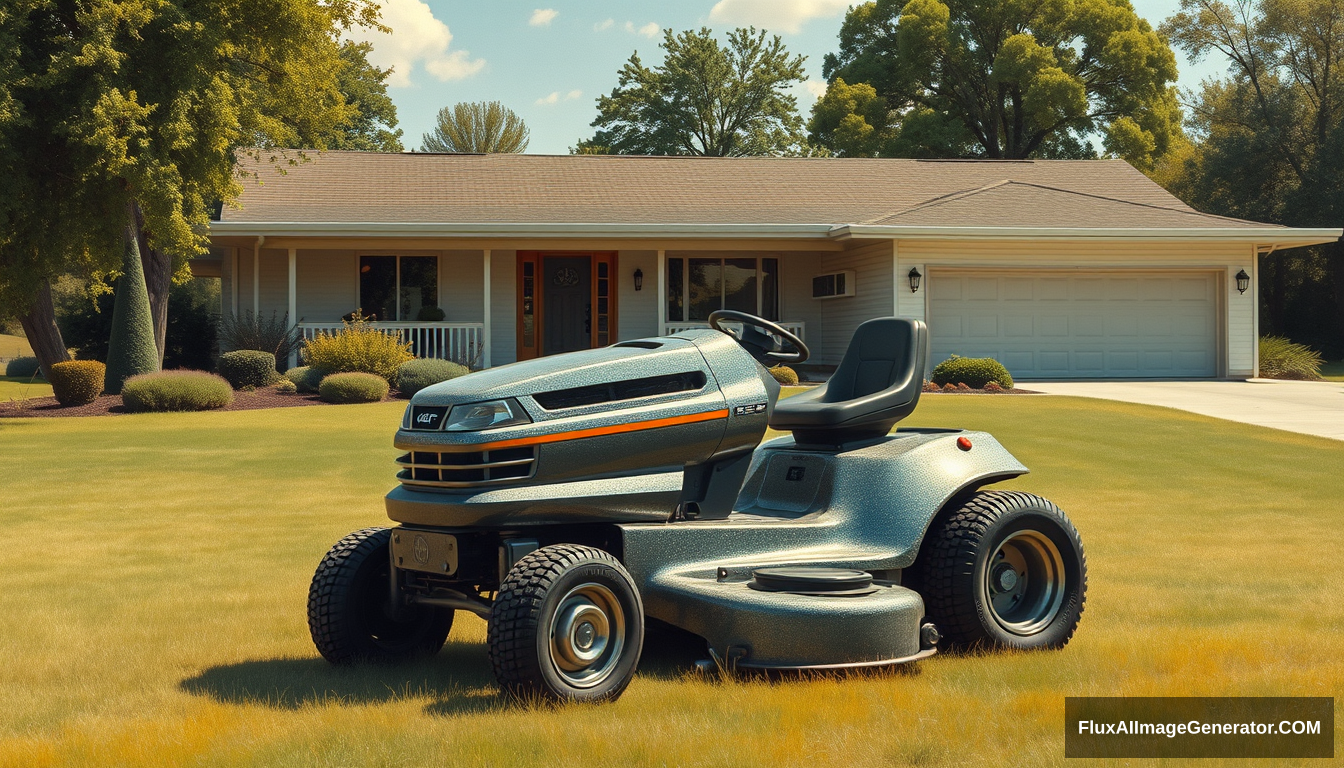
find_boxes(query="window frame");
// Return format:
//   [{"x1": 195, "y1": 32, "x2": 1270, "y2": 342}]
[
  {"x1": 357, "y1": 253, "x2": 441, "y2": 322},
  {"x1": 666, "y1": 255, "x2": 779, "y2": 322}
]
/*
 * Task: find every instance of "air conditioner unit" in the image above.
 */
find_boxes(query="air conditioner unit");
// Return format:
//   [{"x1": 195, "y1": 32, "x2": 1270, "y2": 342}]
[{"x1": 812, "y1": 270, "x2": 855, "y2": 299}]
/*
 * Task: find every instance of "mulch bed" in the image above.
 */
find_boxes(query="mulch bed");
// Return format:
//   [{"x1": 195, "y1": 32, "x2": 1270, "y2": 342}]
[
  {"x1": 0, "y1": 388, "x2": 401, "y2": 418},
  {"x1": 922, "y1": 385, "x2": 1039, "y2": 395}
]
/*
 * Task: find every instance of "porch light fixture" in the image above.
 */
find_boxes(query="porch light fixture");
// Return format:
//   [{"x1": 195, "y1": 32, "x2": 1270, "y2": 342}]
[
  {"x1": 633, "y1": 268, "x2": 644, "y2": 291},
  {"x1": 908, "y1": 267, "x2": 922, "y2": 293},
  {"x1": 1235, "y1": 269, "x2": 1250, "y2": 294}
]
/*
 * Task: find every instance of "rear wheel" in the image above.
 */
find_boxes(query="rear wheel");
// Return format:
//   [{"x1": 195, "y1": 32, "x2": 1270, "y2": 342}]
[
  {"x1": 488, "y1": 544, "x2": 644, "y2": 702},
  {"x1": 308, "y1": 527, "x2": 453, "y2": 664},
  {"x1": 912, "y1": 491, "x2": 1086, "y2": 650}
]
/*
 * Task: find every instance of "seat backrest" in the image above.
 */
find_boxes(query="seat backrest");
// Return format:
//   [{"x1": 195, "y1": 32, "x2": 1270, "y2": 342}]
[{"x1": 823, "y1": 317, "x2": 926, "y2": 403}]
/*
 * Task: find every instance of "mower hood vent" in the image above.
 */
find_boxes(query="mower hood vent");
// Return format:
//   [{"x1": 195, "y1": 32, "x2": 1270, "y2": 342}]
[
  {"x1": 533, "y1": 371, "x2": 707, "y2": 411},
  {"x1": 396, "y1": 446, "x2": 536, "y2": 488}
]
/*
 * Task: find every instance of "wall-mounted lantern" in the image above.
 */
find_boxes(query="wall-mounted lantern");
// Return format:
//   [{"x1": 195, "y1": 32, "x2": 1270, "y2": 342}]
[
  {"x1": 908, "y1": 267, "x2": 922, "y2": 293},
  {"x1": 633, "y1": 268, "x2": 644, "y2": 291},
  {"x1": 1235, "y1": 269, "x2": 1250, "y2": 294}
]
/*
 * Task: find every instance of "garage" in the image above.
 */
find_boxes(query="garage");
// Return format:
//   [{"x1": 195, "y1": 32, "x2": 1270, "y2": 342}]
[{"x1": 927, "y1": 271, "x2": 1219, "y2": 379}]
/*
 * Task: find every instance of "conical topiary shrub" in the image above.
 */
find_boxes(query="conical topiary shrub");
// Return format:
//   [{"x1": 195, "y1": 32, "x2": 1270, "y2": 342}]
[{"x1": 104, "y1": 231, "x2": 160, "y2": 394}]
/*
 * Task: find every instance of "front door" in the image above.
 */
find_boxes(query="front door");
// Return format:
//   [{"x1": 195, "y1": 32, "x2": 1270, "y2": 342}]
[{"x1": 516, "y1": 251, "x2": 618, "y2": 360}]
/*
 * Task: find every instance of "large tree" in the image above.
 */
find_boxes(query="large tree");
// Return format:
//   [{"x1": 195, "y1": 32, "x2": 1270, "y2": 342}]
[
  {"x1": 421, "y1": 101, "x2": 530, "y2": 153},
  {"x1": 577, "y1": 27, "x2": 808, "y2": 156},
  {"x1": 0, "y1": 0, "x2": 381, "y2": 376},
  {"x1": 812, "y1": 0, "x2": 1183, "y2": 165},
  {"x1": 327, "y1": 41, "x2": 404, "y2": 153},
  {"x1": 1162, "y1": 0, "x2": 1344, "y2": 355}
]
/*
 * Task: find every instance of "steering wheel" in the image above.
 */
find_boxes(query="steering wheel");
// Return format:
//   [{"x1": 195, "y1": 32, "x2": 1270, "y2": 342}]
[{"x1": 708, "y1": 310, "x2": 810, "y2": 365}]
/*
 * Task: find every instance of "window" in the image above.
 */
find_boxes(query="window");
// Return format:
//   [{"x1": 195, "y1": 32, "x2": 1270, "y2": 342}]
[
  {"x1": 666, "y1": 257, "x2": 779, "y2": 322},
  {"x1": 359, "y1": 256, "x2": 439, "y2": 321}
]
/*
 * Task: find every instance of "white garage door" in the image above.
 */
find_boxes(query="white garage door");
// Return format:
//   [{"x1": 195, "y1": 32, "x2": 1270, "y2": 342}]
[{"x1": 928, "y1": 271, "x2": 1218, "y2": 379}]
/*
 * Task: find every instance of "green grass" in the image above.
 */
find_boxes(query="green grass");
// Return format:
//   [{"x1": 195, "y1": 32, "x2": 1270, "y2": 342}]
[
  {"x1": 0, "y1": 398, "x2": 1341, "y2": 767},
  {"x1": 0, "y1": 332, "x2": 33, "y2": 360},
  {"x1": 0, "y1": 375, "x2": 54, "y2": 402},
  {"x1": 1321, "y1": 360, "x2": 1344, "y2": 382}
]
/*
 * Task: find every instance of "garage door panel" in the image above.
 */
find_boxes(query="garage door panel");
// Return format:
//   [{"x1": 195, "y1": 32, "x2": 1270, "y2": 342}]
[{"x1": 929, "y1": 271, "x2": 1217, "y2": 379}]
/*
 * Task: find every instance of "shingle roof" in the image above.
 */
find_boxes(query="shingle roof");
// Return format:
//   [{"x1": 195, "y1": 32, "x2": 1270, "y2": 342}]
[{"x1": 220, "y1": 151, "x2": 1275, "y2": 230}]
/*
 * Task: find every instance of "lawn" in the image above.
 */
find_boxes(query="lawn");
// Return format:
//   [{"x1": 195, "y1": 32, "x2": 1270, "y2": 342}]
[
  {"x1": 0, "y1": 397, "x2": 1340, "y2": 768},
  {"x1": 1321, "y1": 360, "x2": 1344, "y2": 382},
  {"x1": 0, "y1": 375, "x2": 53, "y2": 402},
  {"x1": 0, "y1": 333, "x2": 33, "y2": 360}
]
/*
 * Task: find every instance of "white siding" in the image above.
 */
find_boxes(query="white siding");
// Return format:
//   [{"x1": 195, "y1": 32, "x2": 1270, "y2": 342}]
[
  {"x1": 490, "y1": 251, "x2": 516, "y2": 366},
  {"x1": 296, "y1": 250, "x2": 357, "y2": 322},
  {"x1": 816, "y1": 241, "x2": 896, "y2": 365},
  {"x1": 440, "y1": 251, "x2": 485, "y2": 323},
  {"x1": 1226, "y1": 254, "x2": 1256, "y2": 377},
  {"x1": 777, "y1": 252, "x2": 825, "y2": 342},
  {"x1": 618, "y1": 250, "x2": 659, "y2": 340}
]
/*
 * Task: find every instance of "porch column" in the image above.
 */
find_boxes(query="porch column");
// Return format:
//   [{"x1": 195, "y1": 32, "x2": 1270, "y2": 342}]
[
  {"x1": 656, "y1": 250, "x2": 666, "y2": 335},
  {"x1": 287, "y1": 248, "x2": 298, "y2": 368},
  {"x1": 230, "y1": 249, "x2": 239, "y2": 316},
  {"x1": 252, "y1": 236, "x2": 263, "y2": 314},
  {"x1": 482, "y1": 250, "x2": 492, "y2": 368},
  {"x1": 891, "y1": 239, "x2": 900, "y2": 317}
]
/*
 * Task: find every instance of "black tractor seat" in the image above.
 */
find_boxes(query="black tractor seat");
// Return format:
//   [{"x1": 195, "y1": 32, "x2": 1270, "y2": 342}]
[{"x1": 769, "y1": 317, "x2": 928, "y2": 445}]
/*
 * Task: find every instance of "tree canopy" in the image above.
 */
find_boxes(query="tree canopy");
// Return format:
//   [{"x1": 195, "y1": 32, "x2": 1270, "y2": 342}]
[
  {"x1": 0, "y1": 0, "x2": 381, "y2": 370},
  {"x1": 421, "y1": 101, "x2": 530, "y2": 153},
  {"x1": 811, "y1": 0, "x2": 1183, "y2": 165},
  {"x1": 1160, "y1": 0, "x2": 1344, "y2": 356},
  {"x1": 577, "y1": 27, "x2": 808, "y2": 156},
  {"x1": 327, "y1": 41, "x2": 404, "y2": 153}
]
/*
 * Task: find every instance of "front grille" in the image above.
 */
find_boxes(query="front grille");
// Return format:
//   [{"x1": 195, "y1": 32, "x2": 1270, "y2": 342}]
[{"x1": 396, "y1": 446, "x2": 536, "y2": 488}]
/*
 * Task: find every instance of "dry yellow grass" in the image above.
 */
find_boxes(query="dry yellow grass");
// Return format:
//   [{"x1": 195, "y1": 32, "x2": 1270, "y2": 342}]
[
  {"x1": 0, "y1": 396, "x2": 1340, "y2": 767},
  {"x1": 0, "y1": 333, "x2": 33, "y2": 360}
]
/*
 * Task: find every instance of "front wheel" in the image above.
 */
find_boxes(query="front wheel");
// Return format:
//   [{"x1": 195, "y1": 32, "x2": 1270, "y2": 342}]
[
  {"x1": 912, "y1": 491, "x2": 1086, "y2": 650},
  {"x1": 308, "y1": 527, "x2": 453, "y2": 664},
  {"x1": 488, "y1": 544, "x2": 644, "y2": 702}
]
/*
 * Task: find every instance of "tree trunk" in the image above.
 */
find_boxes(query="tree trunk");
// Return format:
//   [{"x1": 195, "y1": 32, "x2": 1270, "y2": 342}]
[
  {"x1": 17, "y1": 278, "x2": 72, "y2": 380},
  {"x1": 131, "y1": 201, "x2": 172, "y2": 366}
]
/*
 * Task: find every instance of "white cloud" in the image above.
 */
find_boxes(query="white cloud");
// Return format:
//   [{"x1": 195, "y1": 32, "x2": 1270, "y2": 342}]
[
  {"x1": 594, "y1": 18, "x2": 615, "y2": 31},
  {"x1": 536, "y1": 90, "x2": 585, "y2": 105},
  {"x1": 802, "y1": 78, "x2": 828, "y2": 98},
  {"x1": 635, "y1": 21, "x2": 660, "y2": 38},
  {"x1": 709, "y1": 0, "x2": 851, "y2": 34},
  {"x1": 529, "y1": 8, "x2": 558, "y2": 27},
  {"x1": 347, "y1": 0, "x2": 484, "y2": 87}
]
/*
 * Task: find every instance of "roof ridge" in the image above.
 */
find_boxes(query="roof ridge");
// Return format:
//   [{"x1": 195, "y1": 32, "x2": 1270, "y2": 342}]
[{"x1": 868, "y1": 179, "x2": 1263, "y2": 226}]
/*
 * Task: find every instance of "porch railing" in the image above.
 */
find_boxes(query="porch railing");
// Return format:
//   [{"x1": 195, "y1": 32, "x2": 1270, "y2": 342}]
[
  {"x1": 661, "y1": 321, "x2": 805, "y2": 341},
  {"x1": 298, "y1": 322, "x2": 485, "y2": 366}
]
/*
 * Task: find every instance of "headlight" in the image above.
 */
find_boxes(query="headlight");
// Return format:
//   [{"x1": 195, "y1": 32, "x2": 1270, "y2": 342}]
[
  {"x1": 443, "y1": 398, "x2": 531, "y2": 431},
  {"x1": 401, "y1": 404, "x2": 412, "y2": 429}
]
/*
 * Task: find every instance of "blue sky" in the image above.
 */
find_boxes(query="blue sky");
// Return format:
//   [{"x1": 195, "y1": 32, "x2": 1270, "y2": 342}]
[{"x1": 349, "y1": 0, "x2": 1227, "y2": 155}]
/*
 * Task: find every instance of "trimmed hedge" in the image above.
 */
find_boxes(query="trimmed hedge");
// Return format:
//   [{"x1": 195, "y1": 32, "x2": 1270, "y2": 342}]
[
  {"x1": 218, "y1": 350, "x2": 278, "y2": 389},
  {"x1": 275, "y1": 379, "x2": 298, "y2": 394},
  {"x1": 5, "y1": 357, "x2": 42, "y2": 378},
  {"x1": 397, "y1": 358, "x2": 469, "y2": 397},
  {"x1": 121, "y1": 370, "x2": 233, "y2": 412},
  {"x1": 104, "y1": 237, "x2": 160, "y2": 394},
  {"x1": 930, "y1": 355, "x2": 1014, "y2": 389},
  {"x1": 48, "y1": 360, "x2": 105, "y2": 406},
  {"x1": 283, "y1": 365, "x2": 327, "y2": 394},
  {"x1": 303, "y1": 321, "x2": 413, "y2": 383},
  {"x1": 319, "y1": 372, "x2": 389, "y2": 404},
  {"x1": 768, "y1": 365, "x2": 799, "y2": 386},
  {"x1": 1259, "y1": 336, "x2": 1322, "y2": 380}
]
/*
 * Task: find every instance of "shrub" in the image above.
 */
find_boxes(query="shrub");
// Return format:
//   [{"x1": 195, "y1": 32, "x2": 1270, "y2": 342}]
[
  {"x1": 1258, "y1": 336, "x2": 1323, "y2": 380},
  {"x1": 397, "y1": 358, "x2": 470, "y2": 397},
  {"x1": 5, "y1": 357, "x2": 42, "y2": 378},
  {"x1": 48, "y1": 360, "x2": 105, "y2": 406},
  {"x1": 930, "y1": 355, "x2": 1014, "y2": 389},
  {"x1": 303, "y1": 320, "x2": 413, "y2": 383},
  {"x1": 319, "y1": 372, "x2": 389, "y2": 404},
  {"x1": 275, "y1": 379, "x2": 298, "y2": 394},
  {"x1": 283, "y1": 365, "x2": 327, "y2": 394},
  {"x1": 767, "y1": 365, "x2": 799, "y2": 386},
  {"x1": 922, "y1": 380, "x2": 939, "y2": 393},
  {"x1": 104, "y1": 237, "x2": 159, "y2": 394},
  {"x1": 942, "y1": 383, "x2": 957, "y2": 392},
  {"x1": 956, "y1": 382, "x2": 972, "y2": 391},
  {"x1": 218, "y1": 350, "x2": 279, "y2": 389},
  {"x1": 984, "y1": 381, "x2": 1004, "y2": 393},
  {"x1": 217, "y1": 311, "x2": 300, "y2": 371},
  {"x1": 121, "y1": 370, "x2": 233, "y2": 412}
]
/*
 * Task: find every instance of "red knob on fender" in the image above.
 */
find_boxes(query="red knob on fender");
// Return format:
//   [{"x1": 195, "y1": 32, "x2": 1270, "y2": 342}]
[{"x1": 956, "y1": 436, "x2": 973, "y2": 451}]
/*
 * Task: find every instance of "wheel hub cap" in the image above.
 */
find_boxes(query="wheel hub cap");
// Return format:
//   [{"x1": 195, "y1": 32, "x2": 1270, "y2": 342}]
[
  {"x1": 984, "y1": 530, "x2": 1067, "y2": 636},
  {"x1": 549, "y1": 583, "x2": 625, "y2": 688}
]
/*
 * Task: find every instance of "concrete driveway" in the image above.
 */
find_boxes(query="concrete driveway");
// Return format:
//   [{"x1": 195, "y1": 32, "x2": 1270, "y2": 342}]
[{"x1": 1025, "y1": 379, "x2": 1344, "y2": 442}]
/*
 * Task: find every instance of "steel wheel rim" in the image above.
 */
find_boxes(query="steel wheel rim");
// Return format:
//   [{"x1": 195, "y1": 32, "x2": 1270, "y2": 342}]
[
  {"x1": 549, "y1": 582, "x2": 626, "y2": 688},
  {"x1": 984, "y1": 530, "x2": 1066, "y2": 636}
]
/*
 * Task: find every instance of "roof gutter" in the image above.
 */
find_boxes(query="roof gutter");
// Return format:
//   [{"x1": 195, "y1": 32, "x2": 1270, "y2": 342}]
[{"x1": 208, "y1": 221, "x2": 838, "y2": 239}]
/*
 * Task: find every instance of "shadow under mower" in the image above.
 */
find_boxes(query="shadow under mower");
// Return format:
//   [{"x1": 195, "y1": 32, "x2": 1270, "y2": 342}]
[{"x1": 308, "y1": 311, "x2": 1086, "y2": 702}]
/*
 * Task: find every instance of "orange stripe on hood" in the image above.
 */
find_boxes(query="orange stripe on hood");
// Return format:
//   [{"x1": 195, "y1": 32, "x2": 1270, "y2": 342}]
[{"x1": 433, "y1": 409, "x2": 731, "y2": 452}]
